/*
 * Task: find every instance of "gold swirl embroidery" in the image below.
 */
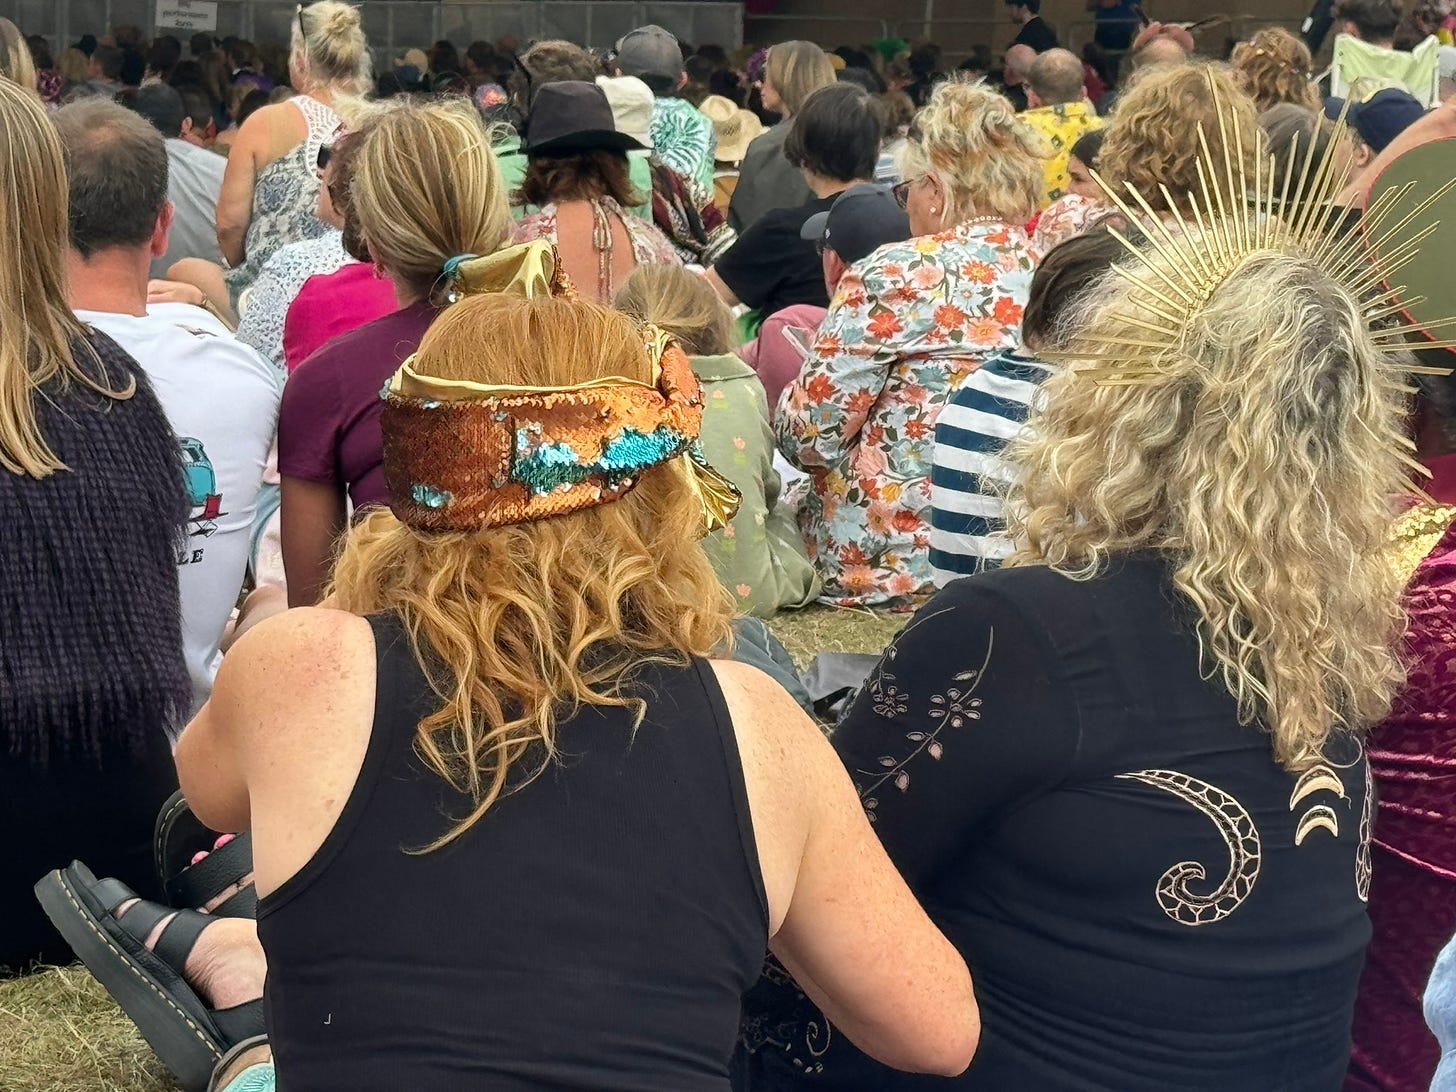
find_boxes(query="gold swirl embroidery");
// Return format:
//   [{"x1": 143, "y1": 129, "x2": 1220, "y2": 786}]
[
  {"x1": 1356, "y1": 757, "x2": 1373, "y2": 902},
  {"x1": 1116, "y1": 769, "x2": 1262, "y2": 927}
]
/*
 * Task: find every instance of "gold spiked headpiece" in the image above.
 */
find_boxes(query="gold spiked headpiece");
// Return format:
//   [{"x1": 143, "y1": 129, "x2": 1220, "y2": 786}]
[{"x1": 1053, "y1": 77, "x2": 1456, "y2": 494}]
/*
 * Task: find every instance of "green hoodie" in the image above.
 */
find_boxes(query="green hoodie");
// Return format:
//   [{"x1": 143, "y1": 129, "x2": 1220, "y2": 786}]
[{"x1": 691, "y1": 353, "x2": 819, "y2": 618}]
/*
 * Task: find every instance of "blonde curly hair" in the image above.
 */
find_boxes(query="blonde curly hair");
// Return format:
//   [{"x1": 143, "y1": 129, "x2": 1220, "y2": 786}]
[
  {"x1": 1231, "y1": 28, "x2": 1321, "y2": 113},
  {"x1": 1004, "y1": 247, "x2": 1410, "y2": 771},
  {"x1": 330, "y1": 293, "x2": 735, "y2": 849},
  {"x1": 898, "y1": 78, "x2": 1048, "y2": 227},
  {"x1": 1098, "y1": 62, "x2": 1261, "y2": 216}
]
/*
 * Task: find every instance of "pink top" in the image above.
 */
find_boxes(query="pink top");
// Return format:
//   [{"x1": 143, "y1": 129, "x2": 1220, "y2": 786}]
[
  {"x1": 282, "y1": 263, "x2": 399, "y2": 373},
  {"x1": 736, "y1": 304, "x2": 827, "y2": 417}
]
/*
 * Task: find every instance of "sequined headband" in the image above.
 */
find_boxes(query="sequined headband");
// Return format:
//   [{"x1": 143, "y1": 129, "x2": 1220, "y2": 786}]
[{"x1": 379, "y1": 251, "x2": 741, "y2": 533}]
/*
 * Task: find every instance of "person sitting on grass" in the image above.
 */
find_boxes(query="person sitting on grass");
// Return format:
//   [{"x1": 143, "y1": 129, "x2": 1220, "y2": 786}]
[{"x1": 37, "y1": 280, "x2": 980, "y2": 1092}]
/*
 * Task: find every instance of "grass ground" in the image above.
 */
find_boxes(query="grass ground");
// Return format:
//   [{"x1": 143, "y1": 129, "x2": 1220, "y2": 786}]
[{"x1": 0, "y1": 604, "x2": 904, "y2": 1092}]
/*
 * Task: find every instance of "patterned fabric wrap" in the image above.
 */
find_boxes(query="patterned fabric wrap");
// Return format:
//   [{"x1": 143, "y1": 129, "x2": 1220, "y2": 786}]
[{"x1": 380, "y1": 330, "x2": 739, "y2": 533}]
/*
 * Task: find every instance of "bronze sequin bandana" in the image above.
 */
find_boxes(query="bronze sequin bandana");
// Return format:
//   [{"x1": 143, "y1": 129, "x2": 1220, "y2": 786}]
[{"x1": 380, "y1": 308, "x2": 741, "y2": 534}]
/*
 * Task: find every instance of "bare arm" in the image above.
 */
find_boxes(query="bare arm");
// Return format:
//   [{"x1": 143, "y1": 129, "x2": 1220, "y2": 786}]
[
  {"x1": 712, "y1": 659, "x2": 979, "y2": 1078},
  {"x1": 216, "y1": 110, "x2": 270, "y2": 267},
  {"x1": 281, "y1": 475, "x2": 347, "y2": 607}
]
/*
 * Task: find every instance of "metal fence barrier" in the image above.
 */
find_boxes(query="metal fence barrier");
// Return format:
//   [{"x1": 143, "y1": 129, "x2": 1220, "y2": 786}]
[{"x1": 3, "y1": 0, "x2": 743, "y2": 64}]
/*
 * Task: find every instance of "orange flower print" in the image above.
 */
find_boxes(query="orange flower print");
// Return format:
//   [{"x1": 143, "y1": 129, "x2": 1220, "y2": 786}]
[
  {"x1": 887, "y1": 571, "x2": 918, "y2": 596},
  {"x1": 733, "y1": 436, "x2": 747, "y2": 449},
  {"x1": 881, "y1": 263, "x2": 904, "y2": 280},
  {"x1": 933, "y1": 303, "x2": 967, "y2": 329},
  {"x1": 911, "y1": 265, "x2": 944, "y2": 290},
  {"x1": 961, "y1": 260, "x2": 996, "y2": 284},
  {"x1": 814, "y1": 332, "x2": 844, "y2": 356},
  {"x1": 839, "y1": 542, "x2": 870, "y2": 567},
  {"x1": 904, "y1": 417, "x2": 930, "y2": 440},
  {"x1": 840, "y1": 564, "x2": 877, "y2": 591},
  {"x1": 968, "y1": 318, "x2": 1003, "y2": 344},
  {"x1": 736, "y1": 584, "x2": 752, "y2": 597},
  {"x1": 993, "y1": 296, "x2": 1024, "y2": 325},
  {"x1": 867, "y1": 500, "x2": 894, "y2": 535},
  {"x1": 892, "y1": 509, "x2": 921, "y2": 533},
  {"x1": 806, "y1": 373, "x2": 835, "y2": 402},
  {"x1": 846, "y1": 390, "x2": 876, "y2": 416},
  {"x1": 867, "y1": 309, "x2": 904, "y2": 340},
  {"x1": 842, "y1": 288, "x2": 867, "y2": 309},
  {"x1": 884, "y1": 285, "x2": 920, "y2": 306}
]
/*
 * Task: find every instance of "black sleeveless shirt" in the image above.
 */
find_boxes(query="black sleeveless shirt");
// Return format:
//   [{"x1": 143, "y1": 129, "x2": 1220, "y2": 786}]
[{"x1": 258, "y1": 613, "x2": 770, "y2": 1090}]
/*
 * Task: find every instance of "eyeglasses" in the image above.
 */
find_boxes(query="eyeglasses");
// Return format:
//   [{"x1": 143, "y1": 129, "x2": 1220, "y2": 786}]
[
  {"x1": 891, "y1": 178, "x2": 917, "y2": 209},
  {"x1": 296, "y1": 3, "x2": 313, "y2": 40}
]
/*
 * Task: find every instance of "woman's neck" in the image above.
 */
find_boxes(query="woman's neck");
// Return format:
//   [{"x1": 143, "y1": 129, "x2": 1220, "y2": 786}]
[{"x1": 803, "y1": 171, "x2": 857, "y2": 200}]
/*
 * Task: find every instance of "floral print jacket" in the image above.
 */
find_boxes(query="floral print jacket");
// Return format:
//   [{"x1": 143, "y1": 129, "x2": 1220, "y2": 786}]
[{"x1": 775, "y1": 220, "x2": 1039, "y2": 610}]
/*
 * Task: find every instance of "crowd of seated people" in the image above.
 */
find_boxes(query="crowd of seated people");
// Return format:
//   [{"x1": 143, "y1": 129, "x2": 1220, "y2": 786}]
[{"x1": 4, "y1": 7, "x2": 1456, "y2": 1092}]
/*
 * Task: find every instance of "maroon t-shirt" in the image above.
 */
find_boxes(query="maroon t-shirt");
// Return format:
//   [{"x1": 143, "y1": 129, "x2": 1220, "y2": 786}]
[{"x1": 278, "y1": 301, "x2": 438, "y2": 512}]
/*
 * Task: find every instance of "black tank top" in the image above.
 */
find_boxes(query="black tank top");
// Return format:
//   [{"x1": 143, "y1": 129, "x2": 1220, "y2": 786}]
[{"x1": 258, "y1": 613, "x2": 770, "y2": 1090}]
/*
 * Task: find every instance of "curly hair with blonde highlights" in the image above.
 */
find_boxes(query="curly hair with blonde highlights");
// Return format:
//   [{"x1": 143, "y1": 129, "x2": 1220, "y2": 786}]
[
  {"x1": 897, "y1": 78, "x2": 1048, "y2": 227},
  {"x1": 1003, "y1": 248, "x2": 1410, "y2": 771},
  {"x1": 1098, "y1": 62, "x2": 1261, "y2": 216},
  {"x1": 329, "y1": 294, "x2": 735, "y2": 849},
  {"x1": 1231, "y1": 28, "x2": 1321, "y2": 114}
]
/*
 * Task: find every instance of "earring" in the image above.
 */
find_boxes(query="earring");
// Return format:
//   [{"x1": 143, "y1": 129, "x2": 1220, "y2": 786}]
[{"x1": 930, "y1": 206, "x2": 939, "y2": 214}]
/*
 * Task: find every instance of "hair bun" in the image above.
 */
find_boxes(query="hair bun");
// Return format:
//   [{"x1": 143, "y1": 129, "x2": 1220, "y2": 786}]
[{"x1": 323, "y1": 4, "x2": 361, "y2": 36}]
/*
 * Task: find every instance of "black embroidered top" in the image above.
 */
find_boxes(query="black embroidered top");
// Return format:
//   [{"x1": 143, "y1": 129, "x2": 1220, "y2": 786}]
[{"x1": 738, "y1": 552, "x2": 1371, "y2": 1091}]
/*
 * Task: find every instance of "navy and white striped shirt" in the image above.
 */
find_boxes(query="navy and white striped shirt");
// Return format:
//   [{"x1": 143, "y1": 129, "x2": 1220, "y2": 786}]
[{"x1": 929, "y1": 349, "x2": 1054, "y2": 587}]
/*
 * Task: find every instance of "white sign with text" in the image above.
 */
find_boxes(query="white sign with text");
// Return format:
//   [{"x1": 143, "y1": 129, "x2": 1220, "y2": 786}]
[{"x1": 155, "y1": 0, "x2": 218, "y2": 32}]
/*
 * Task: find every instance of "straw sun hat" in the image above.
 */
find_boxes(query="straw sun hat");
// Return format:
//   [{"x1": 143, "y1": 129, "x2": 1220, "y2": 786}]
[{"x1": 699, "y1": 94, "x2": 765, "y2": 164}]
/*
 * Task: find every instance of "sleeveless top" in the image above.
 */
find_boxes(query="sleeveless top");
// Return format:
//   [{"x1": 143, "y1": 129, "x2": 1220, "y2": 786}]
[
  {"x1": 226, "y1": 96, "x2": 339, "y2": 303},
  {"x1": 0, "y1": 330, "x2": 189, "y2": 970},
  {"x1": 258, "y1": 613, "x2": 770, "y2": 1089}
]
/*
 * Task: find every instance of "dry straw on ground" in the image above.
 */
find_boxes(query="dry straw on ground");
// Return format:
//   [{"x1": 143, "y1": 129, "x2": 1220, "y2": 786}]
[{"x1": 0, "y1": 604, "x2": 905, "y2": 1091}]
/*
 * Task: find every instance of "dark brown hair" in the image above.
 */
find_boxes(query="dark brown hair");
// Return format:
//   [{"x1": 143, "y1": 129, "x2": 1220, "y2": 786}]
[
  {"x1": 1021, "y1": 228, "x2": 1126, "y2": 348},
  {"x1": 521, "y1": 149, "x2": 640, "y2": 208}
]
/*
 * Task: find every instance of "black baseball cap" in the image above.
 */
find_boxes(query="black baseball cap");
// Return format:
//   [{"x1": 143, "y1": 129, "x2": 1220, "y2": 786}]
[{"x1": 799, "y1": 183, "x2": 912, "y2": 265}]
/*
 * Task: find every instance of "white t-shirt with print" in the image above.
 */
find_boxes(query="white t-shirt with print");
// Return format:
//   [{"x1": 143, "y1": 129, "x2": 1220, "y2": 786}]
[{"x1": 78, "y1": 303, "x2": 282, "y2": 717}]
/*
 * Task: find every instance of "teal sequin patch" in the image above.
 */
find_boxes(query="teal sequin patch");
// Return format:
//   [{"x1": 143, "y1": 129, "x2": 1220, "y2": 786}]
[
  {"x1": 512, "y1": 425, "x2": 686, "y2": 496},
  {"x1": 411, "y1": 483, "x2": 453, "y2": 508}
]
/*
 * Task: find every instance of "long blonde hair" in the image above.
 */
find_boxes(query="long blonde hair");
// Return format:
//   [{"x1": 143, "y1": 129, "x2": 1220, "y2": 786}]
[
  {"x1": 765, "y1": 40, "x2": 835, "y2": 117},
  {"x1": 1099, "y1": 62, "x2": 1261, "y2": 216},
  {"x1": 0, "y1": 78, "x2": 131, "y2": 478},
  {"x1": 330, "y1": 294, "x2": 735, "y2": 849},
  {"x1": 291, "y1": 0, "x2": 371, "y2": 93},
  {"x1": 1005, "y1": 249, "x2": 1409, "y2": 770},
  {"x1": 898, "y1": 79, "x2": 1047, "y2": 227},
  {"x1": 0, "y1": 18, "x2": 35, "y2": 90},
  {"x1": 350, "y1": 97, "x2": 513, "y2": 302}
]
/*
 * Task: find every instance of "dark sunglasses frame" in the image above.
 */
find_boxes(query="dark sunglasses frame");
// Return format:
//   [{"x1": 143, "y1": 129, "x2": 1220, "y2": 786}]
[
  {"x1": 891, "y1": 179, "x2": 913, "y2": 209},
  {"x1": 316, "y1": 143, "x2": 332, "y2": 172}
]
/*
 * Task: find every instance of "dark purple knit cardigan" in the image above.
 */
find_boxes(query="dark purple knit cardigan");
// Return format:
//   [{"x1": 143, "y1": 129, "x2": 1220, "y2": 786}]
[{"x1": 1, "y1": 329, "x2": 190, "y2": 764}]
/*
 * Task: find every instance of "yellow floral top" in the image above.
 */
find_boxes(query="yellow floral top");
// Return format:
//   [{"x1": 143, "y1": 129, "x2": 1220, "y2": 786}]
[{"x1": 1018, "y1": 100, "x2": 1104, "y2": 207}]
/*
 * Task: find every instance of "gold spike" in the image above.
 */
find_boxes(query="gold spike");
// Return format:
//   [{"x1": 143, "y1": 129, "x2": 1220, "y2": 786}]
[
  {"x1": 1317, "y1": 185, "x2": 1412, "y2": 274},
  {"x1": 1115, "y1": 184, "x2": 1209, "y2": 287},
  {"x1": 1274, "y1": 131, "x2": 1300, "y2": 235},
  {"x1": 1372, "y1": 316, "x2": 1456, "y2": 337},
  {"x1": 1185, "y1": 168, "x2": 1224, "y2": 270},
  {"x1": 1397, "y1": 447, "x2": 1437, "y2": 478},
  {"x1": 1211, "y1": 79, "x2": 1246, "y2": 254},
  {"x1": 1384, "y1": 340, "x2": 1456, "y2": 354},
  {"x1": 1160, "y1": 184, "x2": 1218, "y2": 281},
  {"x1": 1104, "y1": 215, "x2": 1203, "y2": 302},
  {"x1": 1109, "y1": 265, "x2": 1194, "y2": 314},
  {"x1": 1358, "y1": 179, "x2": 1456, "y2": 266},
  {"x1": 1293, "y1": 95, "x2": 1355, "y2": 247},
  {"x1": 1195, "y1": 124, "x2": 1234, "y2": 256},
  {"x1": 1365, "y1": 295, "x2": 1425, "y2": 322}
]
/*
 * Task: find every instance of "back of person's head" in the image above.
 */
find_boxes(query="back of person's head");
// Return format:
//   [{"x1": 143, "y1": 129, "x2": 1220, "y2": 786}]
[
  {"x1": 148, "y1": 35, "x2": 181, "y2": 78},
  {"x1": 53, "y1": 98, "x2": 168, "y2": 257},
  {"x1": 1020, "y1": 228, "x2": 1125, "y2": 348},
  {"x1": 329, "y1": 291, "x2": 733, "y2": 846},
  {"x1": 1069, "y1": 127, "x2": 1105, "y2": 171},
  {"x1": 615, "y1": 264, "x2": 733, "y2": 356},
  {"x1": 291, "y1": 0, "x2": 371, "y2": 93},
  {"x1": 1100, "y1": 62, "x2": 1259, "y2": 216},
  {"x1": 111, "y1": 24, "x2": 142, "y2": 50},
  {"x1": 233, "y1": 87, "x2": 270, "y2": 127},
  {"x1": 908, "y1": 41, "x2": 944, "y2": 80},
  {"x1": 0, "y1": 79, "x2": 125, "y2": 478},
  {"x1": 0, "y1": 17, "x2": 36, "y2": 90},
  {"x1": 900, "y1": 78, "x2": 1047, "y2": 226},
  {"x1": 1231, "y1": 27, "x2": 1319, "y2": 113},
  {"x1": 784, "y1": 82, "x2": 881, "y2": 183},
  {"x1": 1007, "y1": 232, "x2": 1409, "y2": 772},
  {"x1": 190, "y1": 32, "x2": 215, "y2": 58},
  {"x1": 512, "y1": 39, "x2": 599, "y2": 106},
  {"x1": 59, "y1": 47, "x2": 88, "y2": 84},
  {"x1": 326, "y1": 129, "x2": 368, "y2": 261},
  {"x1": 178, "y1": 86, "x2": 214, "y2": 133},
  {"x1": 765, "y1": 40, "x2": 835, "y2": 116},
  {"x1": 837, "y1": 66, "x2": 885, "y2": 94},
  {"x1": 428, "y1": 39, "x2": 460, "y2": 76},
  {"x1": 1129, "y1": 35, "x2": 1189, "y2": 74},
  {"x1": 613, "y1": 24, "x2": 684, "y2": 96},
  {"x1": 91, "y1": 44, "x2": 124, "y2": 81},
  {"x1": 26, "y1": 34, "x2": 53, "y2": 72},
  {"x1": 1027, "y1": 47, "x2": 1086, "y2": 105},
  {"x1": 131, "y1": 81, "x2": 186, "y2": 137},
  {"x1": 119, "y1": 46, "x2": 146, "y2": 88},
  {"x1": 350, "y1": 97, "x2": 512, "y2": 302},
  {"x1": 1003, "y1": 43, "x2": 1037, "y2": 82},
  {"x1": 1333, "y1": 0, "x2": 1404, "y2": 41},
  {"x1": 1260, "y1": 103, "x2": 1350, "y2": 209}
]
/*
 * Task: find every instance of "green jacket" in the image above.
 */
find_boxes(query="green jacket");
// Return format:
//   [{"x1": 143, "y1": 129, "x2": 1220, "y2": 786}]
[
  {"x1": 692, "y1": 353, "x2": 819, "y2": 618},
  {"x1": 495, "y1": 135, "x2": 654, "y2": 222}
]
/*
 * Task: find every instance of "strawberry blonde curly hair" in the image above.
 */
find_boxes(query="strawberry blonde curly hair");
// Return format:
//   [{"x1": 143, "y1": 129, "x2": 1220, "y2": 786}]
[
  {"x1": 1098, "y1": 62, "x2": 1261, "y2": 217},
  {"x1": 1231, "y1": 28, "x2": 1321, "y2": 114}
]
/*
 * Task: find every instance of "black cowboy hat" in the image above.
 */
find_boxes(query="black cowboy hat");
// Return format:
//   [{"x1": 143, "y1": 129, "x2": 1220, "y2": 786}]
[{"x1": 525, "y1": 80, "x2": 644, "y2": 157}]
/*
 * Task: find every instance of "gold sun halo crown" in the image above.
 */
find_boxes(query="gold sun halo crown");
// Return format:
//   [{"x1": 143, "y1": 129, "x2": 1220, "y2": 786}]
[{"x1": 1057, "y1": 74, "x2": 1456, "y2": 493}]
